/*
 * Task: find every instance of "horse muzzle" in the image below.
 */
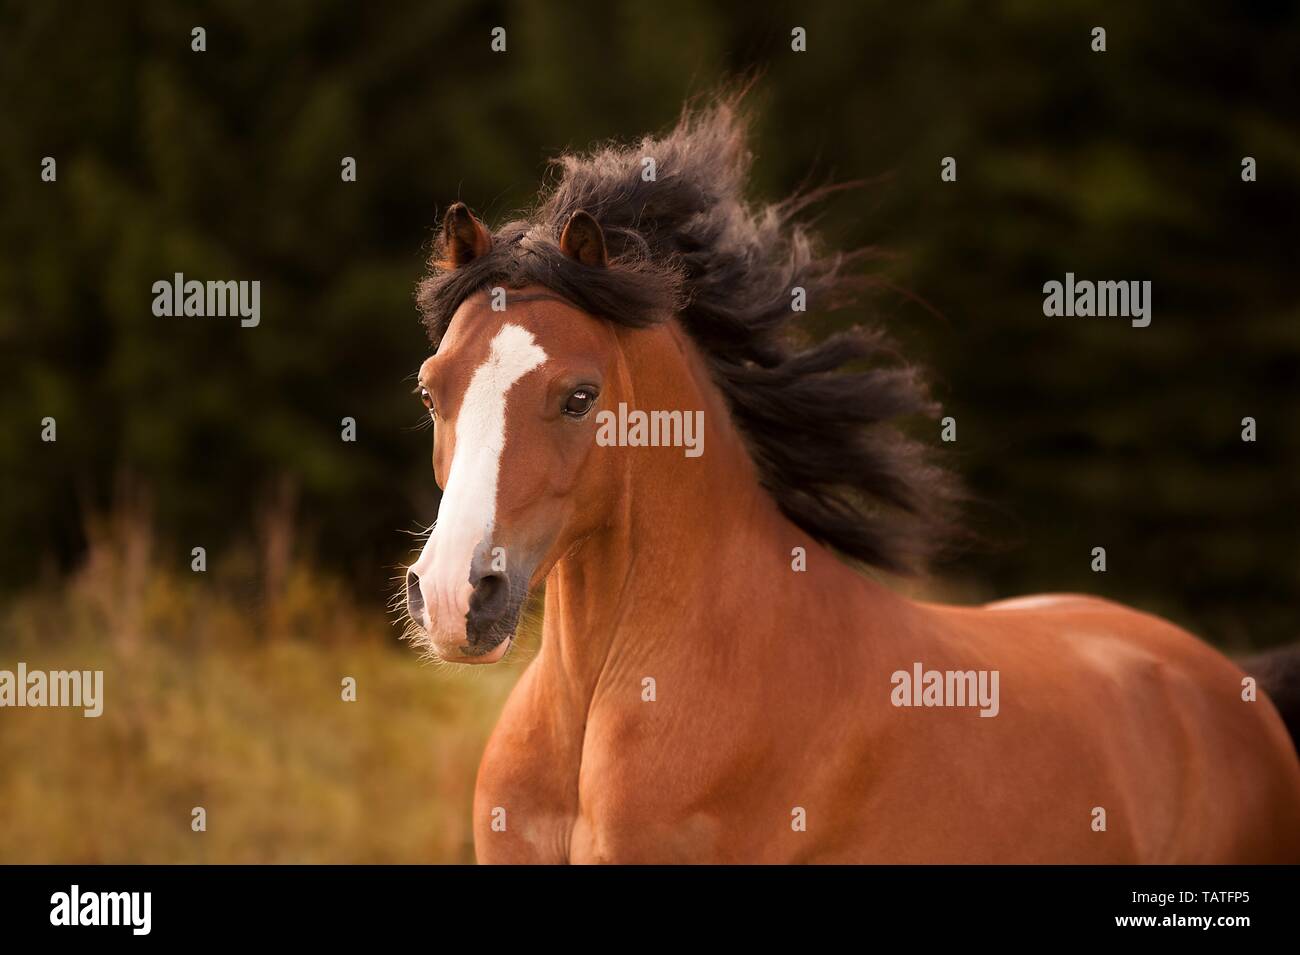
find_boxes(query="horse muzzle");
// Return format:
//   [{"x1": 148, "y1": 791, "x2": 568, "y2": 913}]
[{"x1": 406, "y1": 544, "x2": 527, "y2": 664}]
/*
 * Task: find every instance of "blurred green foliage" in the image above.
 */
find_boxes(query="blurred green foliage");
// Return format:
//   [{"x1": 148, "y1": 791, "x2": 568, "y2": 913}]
[{"x1": 1, "y1": 1, "x2": 1297, "y2": 645}]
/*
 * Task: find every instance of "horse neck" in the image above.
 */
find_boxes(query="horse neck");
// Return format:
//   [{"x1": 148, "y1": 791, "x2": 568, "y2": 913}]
[{"x1": 540, "y1": 318, "x2": 897, "y2": 700}]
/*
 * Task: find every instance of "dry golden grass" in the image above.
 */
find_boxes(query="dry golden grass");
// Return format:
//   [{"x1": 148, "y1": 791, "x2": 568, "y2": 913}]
[{"x1": 0, "y1": 506, "x2": 533, "y2": 863}]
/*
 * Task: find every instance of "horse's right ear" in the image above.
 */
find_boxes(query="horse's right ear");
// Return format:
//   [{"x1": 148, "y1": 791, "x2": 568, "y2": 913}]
[{"x1": 435, "y1": 202, "x2": 493, "y2": 269}]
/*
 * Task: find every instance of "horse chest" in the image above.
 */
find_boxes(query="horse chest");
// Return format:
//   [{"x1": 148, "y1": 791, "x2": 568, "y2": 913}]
[{"x1": 475, "y1": 690, "x2": 739, "y2": 862}]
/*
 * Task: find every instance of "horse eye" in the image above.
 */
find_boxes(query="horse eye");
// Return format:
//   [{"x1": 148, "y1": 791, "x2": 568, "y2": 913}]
[
  {"x1": 563, "y1": 388, "x2": 597, "y2": 417},
  {"x1": 419, "y1": 388, "x2": 435, "y2": 413}
]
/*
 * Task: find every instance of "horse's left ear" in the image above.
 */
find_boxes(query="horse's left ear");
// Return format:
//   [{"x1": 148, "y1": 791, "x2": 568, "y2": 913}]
[{"x1": 559, "y1": 210, "x2": 608, "y2": 267}]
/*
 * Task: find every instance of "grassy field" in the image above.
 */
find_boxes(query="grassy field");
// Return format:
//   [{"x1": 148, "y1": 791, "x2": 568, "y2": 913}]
[{"x1": 0, "y1": 513, "x2": 533, "y2": 864}]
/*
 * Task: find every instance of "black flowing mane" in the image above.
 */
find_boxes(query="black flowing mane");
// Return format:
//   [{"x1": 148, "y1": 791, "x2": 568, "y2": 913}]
[{"x1": 417, "y1": 91, "x2": 962, "y2": 574}]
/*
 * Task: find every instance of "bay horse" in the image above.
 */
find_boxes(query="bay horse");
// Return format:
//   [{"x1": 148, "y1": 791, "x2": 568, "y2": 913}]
[{"x1": 403, "y1": 95, "x2": 1300, "y2": 863}]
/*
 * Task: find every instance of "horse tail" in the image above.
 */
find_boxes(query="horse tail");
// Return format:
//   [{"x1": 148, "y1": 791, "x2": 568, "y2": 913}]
[{"x1": 1239, "y1": 644, "x2": 1300, "y2": 755}]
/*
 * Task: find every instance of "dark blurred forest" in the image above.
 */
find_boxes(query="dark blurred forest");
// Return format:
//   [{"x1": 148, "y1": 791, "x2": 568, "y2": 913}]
[{"x1": 1, "y1": 0, "x2": 1297, "y2": 647}]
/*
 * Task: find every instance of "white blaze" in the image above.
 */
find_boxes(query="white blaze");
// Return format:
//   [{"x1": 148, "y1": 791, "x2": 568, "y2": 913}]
[{"x1": 411, "y1": 323, "x2": 547, "y2": 635}]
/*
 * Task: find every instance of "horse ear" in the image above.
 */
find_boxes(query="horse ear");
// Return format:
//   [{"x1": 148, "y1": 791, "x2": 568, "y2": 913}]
[
  {"x1": 437, "y1": 202, "x2": 492, "y2": 268},
  {"x1": 559, "y1": 210, "x2": 608, "y2": 267}
]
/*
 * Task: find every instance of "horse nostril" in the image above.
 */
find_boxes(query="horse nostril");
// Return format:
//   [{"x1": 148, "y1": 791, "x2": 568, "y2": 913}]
[
  {"x1": 406, "y1": 570, "x2": 425, "y2": 621},
  {"x1": 469, "y1": 572, "x2": 509, "y2": 619}
]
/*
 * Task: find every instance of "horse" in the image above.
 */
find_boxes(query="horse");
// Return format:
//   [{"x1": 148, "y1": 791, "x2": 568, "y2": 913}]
[{"x1": 402, "y1": 94, "x2": 1300, "y2": 863}]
